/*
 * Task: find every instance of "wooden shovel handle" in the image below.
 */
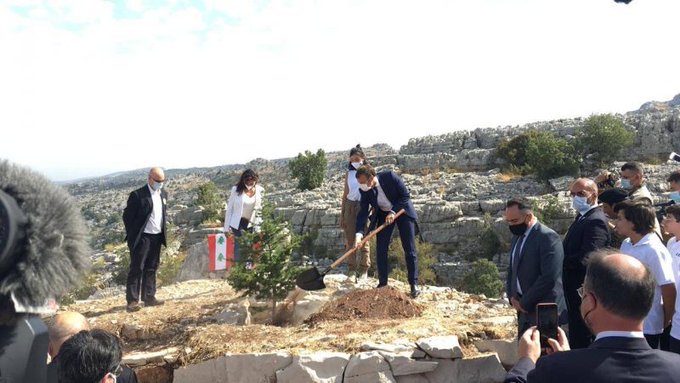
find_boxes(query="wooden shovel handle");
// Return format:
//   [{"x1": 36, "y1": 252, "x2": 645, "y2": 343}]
[{"x1": 329, "y1": 209, "x2": 406, "y2": 269}]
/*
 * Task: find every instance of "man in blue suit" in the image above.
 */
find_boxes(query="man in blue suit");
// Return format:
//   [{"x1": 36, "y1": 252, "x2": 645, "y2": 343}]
[
  {"x1": 354, "y1": 165, "x2": 420, "y2": 298},
  {"x1": 504, "y1": 250, "x2": 680, "y2": 383},
  {"x1": 505, "y1": 198, "x2": 566, "y2": 338}
]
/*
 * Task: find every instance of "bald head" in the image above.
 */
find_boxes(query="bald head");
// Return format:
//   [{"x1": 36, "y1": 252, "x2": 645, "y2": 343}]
[
  {"x1": 147, "y1": 167, "x2": 165, "y2": 189},
  {"x1": 569, "y1": 178, "x2": 599, "y2": 205},
  {"x1": 585, "y1": 251, "x2": 655, "y2": 322},
  {"x1": 48, "y1": 312, "x2": 90, "y2": 358}
]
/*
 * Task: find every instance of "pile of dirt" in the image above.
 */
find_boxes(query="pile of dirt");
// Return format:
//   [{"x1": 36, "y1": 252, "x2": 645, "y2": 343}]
[{"x1": 306, "y1": 286, "x2": 424, "y2": 325}]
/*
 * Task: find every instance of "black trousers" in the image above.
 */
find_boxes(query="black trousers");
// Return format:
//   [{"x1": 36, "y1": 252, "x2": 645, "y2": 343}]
[
  {"x1": 563, "y1": 273, "x2": 593, "y2": 349},
  {"x1": 670, "y1": 335, "x2": 680, "y2": 354},
  {"x1": 375, "y1": 215, "x2": 418, "y2": 286},
  {"x1": 126, "y1": 233, "x2": 162, "y2": 303}
]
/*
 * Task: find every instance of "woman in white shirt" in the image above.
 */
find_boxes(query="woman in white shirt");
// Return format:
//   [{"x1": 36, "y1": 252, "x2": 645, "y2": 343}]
[
  {"x1": 340, "y1": 145, "x2": 371, "y2": 279},
  {"x1": 224, "y1": 169, "x2": 264, "y2": 262}
]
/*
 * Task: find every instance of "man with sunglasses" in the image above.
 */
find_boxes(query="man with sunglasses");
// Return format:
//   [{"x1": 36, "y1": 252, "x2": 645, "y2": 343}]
[
  {"x1": 562, "y1": 178, "x2": 611, "y2": 349},
  {"x1": 57, "y1": 329, "x2": 133, "y2": 383},
  {"x1": 123, "y1": 167, "x2": 168, "y2": 312}
]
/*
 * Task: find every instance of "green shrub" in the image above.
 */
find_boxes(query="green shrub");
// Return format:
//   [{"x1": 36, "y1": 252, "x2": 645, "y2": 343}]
[
  {"x1": 577, "y1": 114, "x2": 634, "y2": 166},
  {"x1": 461, "y1": 259, "x2": 504, "y2": 298},
  {"x1": 525, "y1": 131, "x2": 579, "y2": 181},
  {"x1": 534, "y1": 194, "x2": 563, "y2": 226},
  {"x1": 369, "y1": 237, "x2": 438, "y2": 285},
  {"x1": 289, "y1": 149, "x2": 327, "y2": 190},
  {"x1": 197, "y1": 181, "x2": 223, "y2": 223},
  {"x1": 496, "y1": 132, "x2": 536, "y2": 173},
  {"x1": 227, "y1": 204, "x2": 302, "y2": 323},
  {"x1": 478, "y1": 213, "x2": 502, "y2": 261}
]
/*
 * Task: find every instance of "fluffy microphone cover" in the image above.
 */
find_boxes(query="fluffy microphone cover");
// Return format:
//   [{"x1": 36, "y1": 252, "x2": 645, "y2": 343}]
[{"x1": 0, "y1": 160, "x2": 90, "y2": 307}]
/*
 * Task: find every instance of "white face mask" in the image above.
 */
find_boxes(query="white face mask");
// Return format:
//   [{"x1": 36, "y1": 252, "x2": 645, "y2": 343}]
[
  {"x1": 351, "y1": 161, "x2": 363, "y2": 170},
  {"x1": 246, "y1": 184, "x2": 255, "y2": 191},
  {"x1": 151, "y1": 181, "x2": 163, "y2": 191},
  {"x1": 359, "y1": 183, "x2": 371, "y2": 192}
]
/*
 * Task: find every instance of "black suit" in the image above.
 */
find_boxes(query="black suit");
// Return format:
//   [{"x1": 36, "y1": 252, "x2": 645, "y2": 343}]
[
  {"x1": 504, "y1": 336, "x2": 680, "y2": 383},
  {"x1": 562, "y1": 207, "x2": 611, "y2": 348},
  {"x1": 123, "y1": 185, "x2": 167, "y2": 304},
  {"x1": 507, "y1": 222, "x2": 567, "y2": 337}
]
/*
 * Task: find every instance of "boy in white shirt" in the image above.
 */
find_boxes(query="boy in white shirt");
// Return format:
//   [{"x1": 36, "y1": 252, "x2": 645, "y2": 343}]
[
  {"x1": 662, "y1": 204, "x2": 680, "y2": 354},
  {"x1": 615, "y1": 200, "x2": 676, "y2": 349}
]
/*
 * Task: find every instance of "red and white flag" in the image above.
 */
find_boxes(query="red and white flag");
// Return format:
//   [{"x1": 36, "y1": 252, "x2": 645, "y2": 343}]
[{"x1": 208, "y1": 233, "x2": 234, "y2": 271}]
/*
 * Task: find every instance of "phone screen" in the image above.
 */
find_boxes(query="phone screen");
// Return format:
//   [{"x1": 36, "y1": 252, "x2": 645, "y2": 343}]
[{"x1": 536, "y1": 303, "x2": 558, "y2": 349}]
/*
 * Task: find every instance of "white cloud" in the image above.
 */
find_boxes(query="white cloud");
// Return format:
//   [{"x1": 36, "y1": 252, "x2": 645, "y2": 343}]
[{"x1": 1, "y1": 0, "x2": 680, "y2": 180}]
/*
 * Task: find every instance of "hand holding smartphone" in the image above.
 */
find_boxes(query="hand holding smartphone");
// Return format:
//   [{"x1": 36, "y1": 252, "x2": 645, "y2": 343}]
[{"x1": 536, "y1": 303, "x2": 558, "y2": 352}]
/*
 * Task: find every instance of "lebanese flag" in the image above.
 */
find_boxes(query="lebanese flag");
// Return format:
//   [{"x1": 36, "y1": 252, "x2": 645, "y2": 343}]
[{"x1": 208, "y1": 233, "x2": 234, "y2": 271}]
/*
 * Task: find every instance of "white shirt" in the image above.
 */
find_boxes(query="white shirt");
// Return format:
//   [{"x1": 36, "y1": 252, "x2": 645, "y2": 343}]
[
  {"x1": 374, "y1": 178, "x2": 393, "y2": 212},
  {"x1": 241, "y1": 192, "x2": 256, "y2": 221},
  {"x1": 594, "y1": 331, "x2": 645, "y2": 341},
  {"x1": 511, "y1": 221, "x2": 537, "y2": 295},
  {"x1": 667, "y1": 237, "x2": 680, "y2": 339},
  {"x1": 346, "y1": 170, "x2": 361, "y2": 202},
  {"x1": 620, "y1": 233, "x2": 675, "y2": 334},
  {"x1": 143, "y1": 184, "x2": 163, "y2": 234}
]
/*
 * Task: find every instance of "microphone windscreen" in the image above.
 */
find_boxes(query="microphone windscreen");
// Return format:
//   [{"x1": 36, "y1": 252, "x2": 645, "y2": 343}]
[{"x1": 0, "y1": 160, "x2": 90, "y2": 307}]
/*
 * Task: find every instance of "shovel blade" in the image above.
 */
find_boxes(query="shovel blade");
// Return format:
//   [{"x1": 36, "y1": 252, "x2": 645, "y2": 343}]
[{"x1": 296, "y1": 267, "x2": 327, "y2": 291}]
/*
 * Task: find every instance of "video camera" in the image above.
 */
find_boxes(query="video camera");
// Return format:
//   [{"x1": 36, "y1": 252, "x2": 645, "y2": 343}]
[{"x1": 0, "y1": 160, "x2": 90, "y2": 382}]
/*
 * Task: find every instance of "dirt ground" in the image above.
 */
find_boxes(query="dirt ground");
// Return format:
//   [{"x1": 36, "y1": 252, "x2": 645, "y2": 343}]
[{"x1": 61, "y1": 277, "x2": 516, "y2": 366}]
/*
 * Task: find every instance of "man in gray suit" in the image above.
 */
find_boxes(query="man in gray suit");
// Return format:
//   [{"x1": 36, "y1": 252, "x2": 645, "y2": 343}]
[{"x1": 505, "y1": 198, "x2": 567, "y2": 338}]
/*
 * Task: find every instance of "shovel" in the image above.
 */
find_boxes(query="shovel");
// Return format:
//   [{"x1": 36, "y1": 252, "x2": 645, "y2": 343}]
[{"x1": 296, "y1": 209, "x2": 406, "y2": 291}]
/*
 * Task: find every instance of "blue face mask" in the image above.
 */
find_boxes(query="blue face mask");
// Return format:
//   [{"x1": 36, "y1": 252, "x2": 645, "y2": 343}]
[
  {"x1": 620, "y1": 179, "x2": 632, "y2": 190},
  {"x1": 152, "y1": 181, "x2": 163, "y2": 191},
  {"x1": 572, "y1": 196, "x2": 592, "y2": 215},
  {"x1": 671, "y1": 191, "x2": 680, "y2": 203}
]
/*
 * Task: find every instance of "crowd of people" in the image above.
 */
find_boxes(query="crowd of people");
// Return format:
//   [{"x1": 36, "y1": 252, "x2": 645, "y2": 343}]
[{"x1": 504, "y1": 162, "x2": 680, "y2": 382}]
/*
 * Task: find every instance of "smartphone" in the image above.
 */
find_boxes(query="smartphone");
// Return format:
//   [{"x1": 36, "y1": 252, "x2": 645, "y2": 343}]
[{"x1": 536, "y1": 303, "x2": 558, "y2": 350}]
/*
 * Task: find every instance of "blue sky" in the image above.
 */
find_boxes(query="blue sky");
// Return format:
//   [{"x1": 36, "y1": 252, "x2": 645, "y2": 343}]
[{"x1": 1, "y1": 0, "x2": 679, "y2": 181}]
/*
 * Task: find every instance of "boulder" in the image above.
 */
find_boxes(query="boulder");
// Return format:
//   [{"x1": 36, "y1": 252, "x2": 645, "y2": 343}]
[
  {"x1": 343, "y1": 351, "x2": 397, "y2": 383},
  {"x1": 474, "y1": 339, "x2": 518, "y2": 368},
  {"x1": 422, "y1": 354, "x2": 505, "y2": 383},
  {"x1": 416, "y1": 335, "x2": 464, "y2": 359},
  {"x1": 275, "y1": 352, "x2": 350, "y2": 383},
  {"x1": 379, "y1": 352, "x2": 439, "y2": 376},
  {"x1": 173, "y1": 352, "x2": 292, "y2": 383}
]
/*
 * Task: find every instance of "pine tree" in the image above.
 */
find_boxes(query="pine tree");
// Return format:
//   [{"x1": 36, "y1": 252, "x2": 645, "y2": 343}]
[{"x1": 226, "y1": 203, "x2": 301, "y2": 323}]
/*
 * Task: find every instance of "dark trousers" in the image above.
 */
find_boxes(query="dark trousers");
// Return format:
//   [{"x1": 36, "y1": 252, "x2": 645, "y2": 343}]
[
  {"x1": 670, "y1": 336, "x2": 680, "y2": 354},
  {"x1": 645, "y1": 333, "x2": 661, "y2": 349},
  {"x1": 661, "y1": 325, "x2": 672, "y2": 351},
  {"x1": 563, "y1": 272, "x2": 593, "y2": 349},
  {"x1": 126, "y1": 233, "x2": 162, "y2": 303},
  {"x1": 375, "y1": 215, "x2": 418, "y2": 286},
  {"x1": 517, "y1": 310, "x2": 534, "y2": 339},
  {"x1": 230, "y1": 218, "x2": 252, "y2": 263}
]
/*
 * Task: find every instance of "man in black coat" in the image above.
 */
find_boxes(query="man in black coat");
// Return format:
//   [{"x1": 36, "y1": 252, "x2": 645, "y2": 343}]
[
  {"x1": 562, "y1": 178, "x2": 611, "y2": 348},
  {"x1": 122, "y1": 167, "x2": 167, "y2": 312},
  {"x1": 504, "y1": 251, "x2": 680, "y2": 383},
  {"x1": 505, "y1": 198, "x2": 567, "y2": 338}
]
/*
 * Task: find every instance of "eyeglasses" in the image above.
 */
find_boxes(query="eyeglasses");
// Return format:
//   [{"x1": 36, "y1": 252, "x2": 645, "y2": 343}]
[
  {"x1": 111, "y1": 364, "x2": 123, "y2": 377},
  {"x1": 577, "y1": 285, "x2": 585, "y2": 299},
  {"x1": 569, "y1": 191, "x2": 591, "y2": 198}
]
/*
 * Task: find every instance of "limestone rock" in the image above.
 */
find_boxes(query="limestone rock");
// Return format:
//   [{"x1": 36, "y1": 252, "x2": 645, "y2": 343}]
[
  {"x1": 416, "y1": 335, "x2": 464, "y2": 359},
  {"x1": 379, "y1": 352, "x2": 439, "y2": 376},
  {"x1": 474, "y1": 339, "x2": 518, "y2": 368},
  {"x1": 343, "y1": 351, "x2": 397, "y2": 383},
  {"x1": 275, "y1": 352, "x2": 350, "y2": 383},
  {"x1": 422, "y1": 354, "x2": 506, "y2": 383},
  {"x1": 173, "y1": 352, "x2": 292, "y2": 383}
]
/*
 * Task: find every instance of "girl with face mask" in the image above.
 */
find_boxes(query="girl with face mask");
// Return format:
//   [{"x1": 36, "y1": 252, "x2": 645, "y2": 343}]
[
  {"x1": 224, "y1": 169, "x2": 264, "y2": 264},
  {"x1": 340, "y1": 144, "x2": 371, "y2": 280}
]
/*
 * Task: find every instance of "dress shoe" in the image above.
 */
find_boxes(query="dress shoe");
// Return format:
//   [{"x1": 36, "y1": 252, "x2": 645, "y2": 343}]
[
  {"x1": 410, "y1": 285, "x2": 421, "y2": 298},
  {"x1": 376, "y1": 283, "x2": 387, "y2": 288},
  {"x1": 126, "y1": 302, "x2": 141, "y2": 312},
  {"x1": 144, "y1": 298, "x2": 165, "y2": 307}
]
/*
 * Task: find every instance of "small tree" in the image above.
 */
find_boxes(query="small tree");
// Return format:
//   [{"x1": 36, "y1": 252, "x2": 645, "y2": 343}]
[
  {"x1": 478, "y1": 213, "x2": 502, "y2": 261},
  {"x1": 577, "y1": 114, "x2": 634, "y2": 166},
  {"x1": 495, "y1": 131, "x2": 537, "y2": 174},
  {"x1": 227, "y1": 204, "x2": 302, "y2": 323},
  {"x1": 461, "y1": 259, "x2": 504, "y2": 298},
  {"x1": 289, "y1": 149, "x2": 327, "y2": 190},
  {"x1": 525, "y1": 131, "x2": 579, "y2": 181},
  {"x1": 369, "y1": 237, "x2": 438, "y2": 285},
  {"x1": 197, "y1": 181, "x2": 223, "y2": 223}
]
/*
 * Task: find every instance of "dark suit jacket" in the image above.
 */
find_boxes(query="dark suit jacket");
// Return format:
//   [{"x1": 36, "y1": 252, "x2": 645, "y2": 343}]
[
  {"x1": 355, "y1": 171, "x2": 417, "y2": 235},
  {"x1": 123, "y1": 185, "x2": 167, "y2": 251},
  {"x1": 562, "y1": 207, "x2": 610, "y2": 287},
  {"x1": 506, "y1": 222, "x2": 566, "y2": 318},
  {"x1": 504, "y1": 336, "x2": 680, "y2": 383}
]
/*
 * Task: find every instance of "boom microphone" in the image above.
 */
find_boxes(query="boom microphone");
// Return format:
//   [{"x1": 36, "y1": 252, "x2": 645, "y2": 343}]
[{"x1": 0, "y1": 159, "x2": 91, "y2": 382}]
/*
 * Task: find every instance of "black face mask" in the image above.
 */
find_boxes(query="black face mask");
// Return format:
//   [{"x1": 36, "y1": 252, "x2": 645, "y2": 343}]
[{"x1": 509, "y1": 222, "x2": 528, "y2": 236}]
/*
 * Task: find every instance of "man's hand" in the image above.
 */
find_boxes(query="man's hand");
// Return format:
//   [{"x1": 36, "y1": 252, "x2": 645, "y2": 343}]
[
  {"x1": 354, "y1": 234, "x2": 364, "y2": 249},
  {"x1": 386, "y1": 212, "x2": 396, "y2": 225},
  {"x1": 546, "y1": 327, "x2": 570, "y2": 354},
  {"x1": 511, "y1": 297, "x2": 527, "y2": 313},
  {"x1": 518, "y1": 327, "x2": 542, "y2": 364}
]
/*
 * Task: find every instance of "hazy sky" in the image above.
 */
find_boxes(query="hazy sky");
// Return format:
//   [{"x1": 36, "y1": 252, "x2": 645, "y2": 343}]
[{"x1": 1, "y1": 0, "x2": 679, "y2": 181}]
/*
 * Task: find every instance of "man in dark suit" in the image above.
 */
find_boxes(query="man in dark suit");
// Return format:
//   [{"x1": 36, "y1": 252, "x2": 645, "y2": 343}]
[
  {"x1": 505, "y1": 198, "x2": 566, "y2": 338},
  {"x1": 504, "y1": 250, "x2": 680, "y2": 383},
  {"x1": 562, "y1": 178, "x2": 611, "y2": 349},
  {"x1": 123, "y1": 167, "x2": 167, "y2": 312},
  {"x1": 354, "y1": 165, "x2": 420, "y2": 298}
]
